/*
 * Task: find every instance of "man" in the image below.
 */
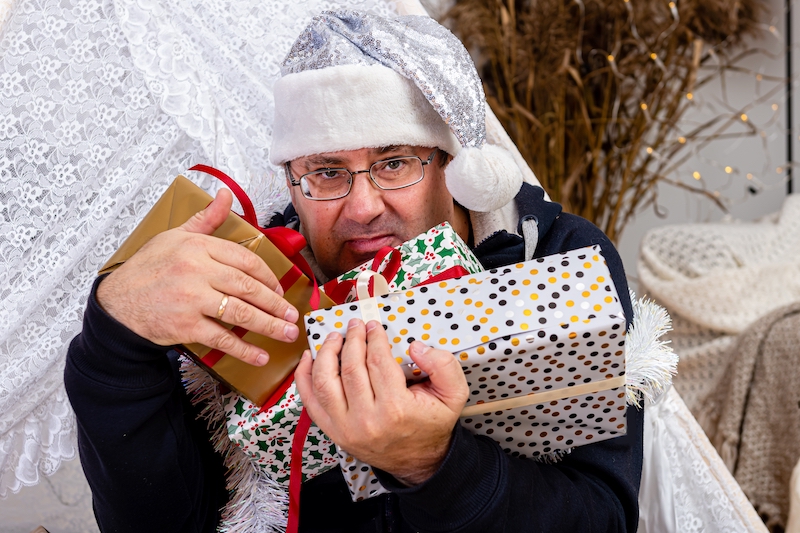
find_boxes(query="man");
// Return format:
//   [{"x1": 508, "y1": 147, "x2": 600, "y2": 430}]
[{"x1": 65, "y1": 10, "x2": 642, "y2": 532}]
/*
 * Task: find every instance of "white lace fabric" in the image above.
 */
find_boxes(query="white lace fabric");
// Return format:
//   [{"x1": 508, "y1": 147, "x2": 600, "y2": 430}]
[
  {"x1": 638, "y1": 388, "x2": 767, "y2": 533},
  {"x1": 0, "y1": 0, "x2": 396, "y2": 497}
]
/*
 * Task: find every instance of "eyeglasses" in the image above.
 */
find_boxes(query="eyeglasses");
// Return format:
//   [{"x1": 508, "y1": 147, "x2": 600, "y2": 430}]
[{"x1": 285, "y1": 149, "x2": 439, "y2": 201}]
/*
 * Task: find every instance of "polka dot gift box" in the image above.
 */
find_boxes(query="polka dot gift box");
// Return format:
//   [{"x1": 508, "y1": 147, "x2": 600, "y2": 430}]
[{"x1": 306, "y1": 245, "x2": 628, "y2": 463}]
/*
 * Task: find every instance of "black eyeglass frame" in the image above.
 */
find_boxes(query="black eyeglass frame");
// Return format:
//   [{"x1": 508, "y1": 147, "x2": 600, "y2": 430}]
[{"x1": 285, "y1": 149, "x2": 439, "y2": 201}]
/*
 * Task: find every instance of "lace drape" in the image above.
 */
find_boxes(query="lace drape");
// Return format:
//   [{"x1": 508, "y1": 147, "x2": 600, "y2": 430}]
[
  {"x1": 638, "y1": 388, "x2": 768, "y2": 533},
  {"x1": 0, "y1": 0, "x2": 396, "y2": 497}
]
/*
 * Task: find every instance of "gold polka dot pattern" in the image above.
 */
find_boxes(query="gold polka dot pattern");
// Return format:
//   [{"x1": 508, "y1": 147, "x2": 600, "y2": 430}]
[
  {"x1": 305, "y1": 245, "x2": 627, "y2": 459},
  {"x1": 339, "y1": 451, "x2": 386, "y2": 500}
]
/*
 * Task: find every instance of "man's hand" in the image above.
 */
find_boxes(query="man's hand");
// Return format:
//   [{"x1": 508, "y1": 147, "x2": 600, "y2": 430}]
[
  {"x1": 295, "y1": 318, "x2": 469, "y2": 486},
  {"x1": 96, "y1": 188, "x2": 299, "y2": 366}
]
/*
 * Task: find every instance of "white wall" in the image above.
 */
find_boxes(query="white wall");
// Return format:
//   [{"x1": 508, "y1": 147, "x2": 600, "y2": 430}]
[{"x1": 617, "y1": 0, "x2": 793, "y2": 289}]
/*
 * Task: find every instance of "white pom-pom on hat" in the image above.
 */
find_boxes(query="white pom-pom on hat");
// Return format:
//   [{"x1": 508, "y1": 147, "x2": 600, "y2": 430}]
[{"x1": 445, "y1": 144, "x2": 524, "y2": 212}]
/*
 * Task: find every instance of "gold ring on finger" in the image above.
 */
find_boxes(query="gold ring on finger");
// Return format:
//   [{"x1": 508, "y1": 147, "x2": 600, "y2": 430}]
[{"x1": 216, "y1": 294, "x2": 230, "y2": 321}]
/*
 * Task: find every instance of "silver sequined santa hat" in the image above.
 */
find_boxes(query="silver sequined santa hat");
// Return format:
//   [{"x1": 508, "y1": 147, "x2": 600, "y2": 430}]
[{"x1": 269, "y1": 10, "x2": 523, "y2": 212}]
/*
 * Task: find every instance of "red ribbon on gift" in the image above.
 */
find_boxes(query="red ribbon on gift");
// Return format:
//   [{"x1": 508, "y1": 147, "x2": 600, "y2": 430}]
[
  {"x1": 188, "y1": 164, "x2": 323, "y2": 371},
  {"x1": 189, "y1": 164, "x2": 320, "y2": 308},
  {"x1": 416, "y1": 264, "x2": 470, "y2": 287},
  {"x1": 323, "y1": 245, "x2": 403, "y2": 304},
  {"x1": 286, "y1": 409, "x2": 313, "y2": 533}
]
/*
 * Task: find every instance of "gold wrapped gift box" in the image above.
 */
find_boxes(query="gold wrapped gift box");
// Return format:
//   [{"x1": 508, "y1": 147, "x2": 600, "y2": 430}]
[{"x1": 100, "y1": 175, "x2": 334, "y2": 406}]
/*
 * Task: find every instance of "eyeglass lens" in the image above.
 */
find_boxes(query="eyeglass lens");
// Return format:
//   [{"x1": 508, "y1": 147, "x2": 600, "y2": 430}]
[{"x1": 301, "y1": 156, "x2": 424, "y2": 199}]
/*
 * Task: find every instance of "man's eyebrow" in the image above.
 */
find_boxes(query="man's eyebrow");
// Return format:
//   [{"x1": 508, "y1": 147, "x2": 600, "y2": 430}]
[
  {"x1": 378, "y1": 145, "x2": 417, "y2": 155},
  {"x1": 300, "y1": 146, "x2": 415, "y2": 169},
  {"x1": 302, "y1": 155, "x2": 346, "y2": 168}
]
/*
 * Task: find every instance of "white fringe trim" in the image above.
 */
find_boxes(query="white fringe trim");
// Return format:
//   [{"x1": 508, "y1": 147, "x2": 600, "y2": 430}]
[
  {"x1": 624, "y1": 292, "x2": 678, "y2": 408},
  {"x1": 180, "y1": 357, "x2": 289, "y2": 533}
]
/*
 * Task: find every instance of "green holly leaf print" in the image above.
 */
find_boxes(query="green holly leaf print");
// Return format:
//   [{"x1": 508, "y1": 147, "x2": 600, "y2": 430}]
[
  {"x1": 307, "y1": 434, "x2": 320, "y2": 446},
  {"x1": 273, "y1": 449, "x2": 286, "y2": 462},
  {"x1": 233, "y1": 398, "x2": 247, "y2": 417},
  {"x1": 308, "y1": 450, "x2": 324, "y2": 461},
  {"x1": 240, "y1": 429, "x2": 251, "y2": 440},
  {"x1": 405, "y1": 256, "x2": 424, "y2": 268},
  {"x1": 257, "y1": 439, "x2": 271, "y2": 453},
  {"x1": 271, "y1": 409, "x2": 287, "y2": 425}
]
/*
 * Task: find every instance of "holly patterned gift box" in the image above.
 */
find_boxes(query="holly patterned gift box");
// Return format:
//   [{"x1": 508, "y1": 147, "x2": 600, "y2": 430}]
[
  {"x1": 322, "y1": 221, "x2": 483, "y2": 304},
  {"x1": 306, "y1": 245, "x2": 628, "y2": 459},
  {"x1": 223, "y1": 382, "x2": 339, "y2": 485}
]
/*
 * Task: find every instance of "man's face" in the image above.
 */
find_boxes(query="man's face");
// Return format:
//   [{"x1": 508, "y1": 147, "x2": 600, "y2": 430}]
[{"x1": 287, "y1": 146, "x2": 457, "y2": 279}]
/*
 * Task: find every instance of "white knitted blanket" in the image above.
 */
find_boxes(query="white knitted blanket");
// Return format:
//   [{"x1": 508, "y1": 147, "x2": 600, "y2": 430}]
[
  {"x1": 638, "y1": 194, "x2": 800, "y2": 409},
  {"x1": 639, "y1": 194, "x2": 800, "y2": 335}
]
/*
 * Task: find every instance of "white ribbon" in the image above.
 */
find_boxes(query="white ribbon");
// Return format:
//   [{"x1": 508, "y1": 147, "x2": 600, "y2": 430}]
[
  {"x1": 460, "y1": 376, "x2": 627, "y2": 417},
  {"x1": 356, "y1": 270, "x2": 391, "y2": 323}
]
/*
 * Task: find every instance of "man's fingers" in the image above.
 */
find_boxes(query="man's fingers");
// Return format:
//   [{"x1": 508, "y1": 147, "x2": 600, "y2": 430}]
[
  {"x1": 180, "y1": 188, "x2": 233, "y2": 236},
  {"x1": 208, "y1": 262, "x2": 297, "y2": 320},
  {"x1": 207, "y1": 242, "x2": 286, "y2": 298},
  {"x1": 364, "y1": 320, "x2": 408, "y2": 402},
  {"x1": 295, "y1": 350, "x2": 334, "y2": 433},
  {"x1": 339, "y1": 319, "x2": 374, "y2": 406},
  {"x1": 408, "y1": 341, "x2": 469, "y2": 412},
  {"x1": 310, "y1": 331, "x2": 348, "y2": 416},
  {"x1": 194, "y1": 319, "x2": 271, "y2": 366},
  {"x1": 211, "y1": 294, "x2": 299, "y2": 343}
]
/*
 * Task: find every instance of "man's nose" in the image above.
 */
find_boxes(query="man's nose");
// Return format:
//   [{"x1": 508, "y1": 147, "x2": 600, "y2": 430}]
[{"x1": 342, "y1": 170, "x2": 385, "y2": 224}]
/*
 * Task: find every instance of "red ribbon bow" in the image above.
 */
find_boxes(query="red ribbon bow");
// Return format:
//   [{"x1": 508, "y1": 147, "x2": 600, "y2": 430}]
[{"x1": 322, "y1": 246, "x2": 403, "y2": 304}]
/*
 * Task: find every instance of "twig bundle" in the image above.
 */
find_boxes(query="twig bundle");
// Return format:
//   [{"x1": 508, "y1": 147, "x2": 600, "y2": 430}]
[{"x1": 446, "y1": 0, "x2": 763, "y2": 242}]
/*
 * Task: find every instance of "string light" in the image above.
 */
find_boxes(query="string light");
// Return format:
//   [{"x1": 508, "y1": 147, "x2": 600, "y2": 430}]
[
  {"x1": 772, "y1": 103, "x2": 779, "y2": 110},
  {"x1": 646, "y1": 147, "x2": 654, "y2": 154},
  {"x1": 756, "y1": 74, "x2": 763, "y2": 81},
  {"x1": 650, "y1": 52, "x2": 657, "y2": 60},
  {"x1": 777, "y1": 166, "x2": 784, "y2": 173},
  {"x1": 692, "y1": 171, "x2": 701, "y2": 180},
  {"x1": 678, "y1": 137, "x2": 686, "y2": 144},
  {"x1": 668, "y1": 1, "x2": 676, "y2": 8},
  {"x1": 725, "y1": 166, "x2": 733, "y2": 174},
  {"x1": 747, "y1": 173, "x2": 754, "y2": 180},
  {"x1": 640, "y1": 102, "x2": 648, "y2": 110},
  {"x1": 740, "y1": 113, "x2": 748, "y2": 122},
  {"x1": 607, "y1": 54, "x2": 615, "y2": 62},
  {"x1": 686, "y1": 92, "x2": 693, "y2": 100}
]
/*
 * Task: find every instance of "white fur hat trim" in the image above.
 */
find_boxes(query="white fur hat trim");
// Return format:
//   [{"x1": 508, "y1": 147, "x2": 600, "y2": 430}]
[
  {"x1": 446, "y1": 144, "x2": 524, "y2": 212},
  {"x1": 270, "y1": 64, "x2": 460, "y2": 165}
]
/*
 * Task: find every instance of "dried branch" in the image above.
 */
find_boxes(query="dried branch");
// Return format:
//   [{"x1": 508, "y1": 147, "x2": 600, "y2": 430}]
[{"x1": 445, "y1": 0, "x2": 765, "y2": 242}]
